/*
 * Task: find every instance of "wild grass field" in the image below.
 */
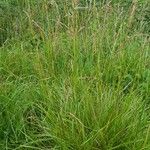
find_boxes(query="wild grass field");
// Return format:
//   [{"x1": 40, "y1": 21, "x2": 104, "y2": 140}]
[{"x1": 0, "y1": 0, "x2": 150, "y2": 149}]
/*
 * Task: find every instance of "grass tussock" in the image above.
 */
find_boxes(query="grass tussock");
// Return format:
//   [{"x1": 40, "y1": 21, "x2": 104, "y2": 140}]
[{"x1": 0, "y1": 0, "x2": 150, "y2": 149}]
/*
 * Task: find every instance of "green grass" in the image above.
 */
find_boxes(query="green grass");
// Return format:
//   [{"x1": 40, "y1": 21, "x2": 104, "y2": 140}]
[{"x1": 0, "y1": 0, "x2": 150, "y2": 149}]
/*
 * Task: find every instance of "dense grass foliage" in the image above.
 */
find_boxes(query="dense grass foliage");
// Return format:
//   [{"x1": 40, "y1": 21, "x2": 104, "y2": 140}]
[{"x1": 0, "y1": 0, "x2": 150, "y2": 149}]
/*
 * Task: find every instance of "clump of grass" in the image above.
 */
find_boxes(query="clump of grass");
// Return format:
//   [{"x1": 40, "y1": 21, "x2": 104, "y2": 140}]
[{"x1": 0, "y1": 0, "x2": 150, "y2": 149}]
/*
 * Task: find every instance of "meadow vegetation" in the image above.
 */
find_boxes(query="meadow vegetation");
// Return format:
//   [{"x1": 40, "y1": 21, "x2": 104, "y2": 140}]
[{"x1": 0, "y1": 0, "x2": 150, "y2": 149}]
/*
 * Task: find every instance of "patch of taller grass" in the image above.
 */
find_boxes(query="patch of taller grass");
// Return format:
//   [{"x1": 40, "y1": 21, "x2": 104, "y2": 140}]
[{"x1": 0, "y1": 0, "x2": 150, "y2": 149}]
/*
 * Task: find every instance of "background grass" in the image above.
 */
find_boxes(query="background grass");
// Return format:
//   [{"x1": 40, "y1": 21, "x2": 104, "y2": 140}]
[{"x1": 0, "y1": 0, "x2": 150, "y2": 149}]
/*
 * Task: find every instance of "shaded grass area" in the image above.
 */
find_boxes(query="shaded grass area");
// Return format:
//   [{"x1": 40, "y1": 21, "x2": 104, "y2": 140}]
[{"x1": 0, "y1": 0, "x2": 150, "y2": 149}]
